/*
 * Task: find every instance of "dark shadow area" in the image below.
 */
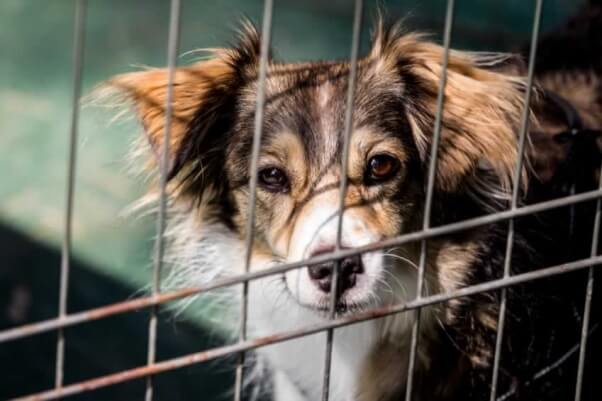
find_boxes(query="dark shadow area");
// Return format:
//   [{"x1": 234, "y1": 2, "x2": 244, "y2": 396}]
[{"x1": 0, "y1": 223, "x2": 236, "y2": 401}]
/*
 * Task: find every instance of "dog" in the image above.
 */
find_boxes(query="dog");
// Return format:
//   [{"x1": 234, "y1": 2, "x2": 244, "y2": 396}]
[{"x1": 102, "y1": 3, "x2": 601, "y2": 401}]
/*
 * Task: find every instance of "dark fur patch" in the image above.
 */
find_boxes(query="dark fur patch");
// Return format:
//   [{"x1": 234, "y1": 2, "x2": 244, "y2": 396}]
[{"x1": 104, "y1": 6, "x2": 602, "y2": 401}]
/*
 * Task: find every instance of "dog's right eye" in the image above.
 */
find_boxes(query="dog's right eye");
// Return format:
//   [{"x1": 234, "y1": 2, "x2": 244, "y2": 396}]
[{"x1": 258, "y1": 167, "x2": 290, "y2": 193}]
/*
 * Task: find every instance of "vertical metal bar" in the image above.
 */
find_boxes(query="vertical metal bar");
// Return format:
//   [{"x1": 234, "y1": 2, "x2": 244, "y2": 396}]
[
  {"x1": 489, "y1": 1, "x2": 543, "y2": 400},
  {"x1": 145, "y1": 1, "x2": 181, "y2": 400},
  {"x1": 55, "y1": 0, "x2": 87, "y2": 390},
  {"x1": 404, "y1": 1, "x2": 455, "y2": 400},
  {"x1": 321, "y1": 2, "x2": 363, "y2": 401},
  {"x1": 233, "y1": 1, "x2": 274, "y2": 400},
  {"x1": 574, "y1": 167, "x2": 602, "y2": 401}
]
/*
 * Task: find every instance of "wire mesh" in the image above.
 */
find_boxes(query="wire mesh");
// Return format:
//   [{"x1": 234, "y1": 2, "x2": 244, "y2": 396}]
[
  {"x1": 1, "y1": 187, "x2": 601, "y2": 343},
  {"x1": 9, "y1": 255, "x2": 602, "y2": 401},
  {"x1": 3, "y1": 0, "x2": 599, "y2": 401}
]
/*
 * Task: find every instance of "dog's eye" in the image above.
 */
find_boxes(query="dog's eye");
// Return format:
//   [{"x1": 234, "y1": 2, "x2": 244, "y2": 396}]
[
  {"x1": 365, "y1": 154, "x2": 399, "y2": 184},
  {"x1": 258, "y1": 167, "x2": 290, "y2": 193}
]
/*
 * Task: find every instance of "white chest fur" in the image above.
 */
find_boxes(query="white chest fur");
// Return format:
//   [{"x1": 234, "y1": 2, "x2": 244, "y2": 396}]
[
  {"x1": 164, "y1": 221, "x2": 419, "y2": 401},
  {"x1": 248, "y1": 279, "x2": 380, "y2": 401}
]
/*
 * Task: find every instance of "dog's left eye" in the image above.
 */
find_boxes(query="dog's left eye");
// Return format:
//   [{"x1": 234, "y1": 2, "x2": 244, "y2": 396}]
[
  {"x1": 258, "y1": 167, "x2": 290, "y2": 193},
  {"x1": 365, "y1": 154, "x2": 399, "y2": 184}
]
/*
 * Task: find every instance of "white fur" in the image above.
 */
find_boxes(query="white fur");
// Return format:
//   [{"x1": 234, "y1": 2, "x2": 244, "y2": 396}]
[
  {"x1": 162, "y1": 203, "x2": 426, "y2": 401},
  {"x1": 283, "y1": 204, "x2": 383, "y2": 311}
]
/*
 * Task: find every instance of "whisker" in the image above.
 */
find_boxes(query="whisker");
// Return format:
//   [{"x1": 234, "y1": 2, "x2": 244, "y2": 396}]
[
  {"x1": 382, "y1": 252, "x2": 419, "y2": 271},
  {"x1": 381, "y1": 269, "x2": 411, "y2": 300}
]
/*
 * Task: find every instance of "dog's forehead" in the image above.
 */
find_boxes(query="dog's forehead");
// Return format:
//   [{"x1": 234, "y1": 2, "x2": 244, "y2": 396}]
[{"x1": 238, "y1": 60, "x2": 407, "y2": 165}]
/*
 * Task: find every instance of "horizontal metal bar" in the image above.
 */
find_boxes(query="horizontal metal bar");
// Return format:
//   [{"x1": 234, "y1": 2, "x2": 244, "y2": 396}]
[
  {"x1": 1, "y1": 188, "x2": 601, "y2": 344},
  {"x1": 10, "y1": 255, "x2": 602, "y2": 401},
  {"x1": 0, "y1": 288, "x2": 199, "y2": 343}
]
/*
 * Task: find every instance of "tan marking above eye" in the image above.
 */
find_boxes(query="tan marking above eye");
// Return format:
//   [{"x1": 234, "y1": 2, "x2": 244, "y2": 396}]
[
  {"x1": 258, "y1": 131, "x2": 307, "y2": 193},
  {"x1": 348, "y1": 128, "x2": 406, "y2": 184}
]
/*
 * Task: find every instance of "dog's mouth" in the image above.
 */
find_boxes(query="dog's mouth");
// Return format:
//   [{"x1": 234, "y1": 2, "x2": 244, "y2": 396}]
[
  {"x1": 297, "y1": 296, "x2": 373, "y2": 317},
  {"x1": 279, "y1": 274, "x2": 363, "y2": 316}
]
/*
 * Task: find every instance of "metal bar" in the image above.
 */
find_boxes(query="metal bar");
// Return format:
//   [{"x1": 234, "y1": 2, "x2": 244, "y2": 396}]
[
  {"x1": 55, "y1": 0, "x2": 87, "y2": 389},
  {"x1": 489, "y1": 1, "x2": 543, "y2": 399},
  {"x1": 233, "y1": 1, "x2": 274, "y2": 400},
  {"x1": 574, "y1": 163, "x2": 602, "y2": 401},
  {"x1": 2, "y1": 188, "x2": 602, "y2": 344},
  {"x1": 405, "y1": 1, "x2": 454, "y2": 400},
  {"x1": 322, "y1": 2, "x2": 363, "y2": 400},
  {"x1": 145, "y1": 1, "x2": 181, "y2": 400},
  {"x1": 12, "y1": 256, "x2": 602, "y2": 401}
]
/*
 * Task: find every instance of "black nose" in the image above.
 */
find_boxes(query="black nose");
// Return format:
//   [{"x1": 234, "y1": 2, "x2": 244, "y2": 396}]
[{"x1": 307, "y1": 252, "x2": 364, "y2": 295}]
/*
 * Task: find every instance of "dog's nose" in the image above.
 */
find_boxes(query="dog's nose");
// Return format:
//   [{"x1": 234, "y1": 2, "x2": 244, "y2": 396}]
[{"x1": 307, "y1": 250, "x2": 364, "y2": 295}]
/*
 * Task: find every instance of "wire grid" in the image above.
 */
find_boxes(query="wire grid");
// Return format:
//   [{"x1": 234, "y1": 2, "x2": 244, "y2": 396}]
[{"x1": 2, "y1": 0, "x2": 599, "y2": 400}]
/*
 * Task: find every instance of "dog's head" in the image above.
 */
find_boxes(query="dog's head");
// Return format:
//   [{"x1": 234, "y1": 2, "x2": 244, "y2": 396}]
[{"x1": 107, "y1": 22, "x2": 526, "y2": 316}]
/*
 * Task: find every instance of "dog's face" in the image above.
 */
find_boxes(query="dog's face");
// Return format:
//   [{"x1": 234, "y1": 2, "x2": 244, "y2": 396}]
[
  {"x1": 225, "y1": 59, "x2": 423, "y2": 313},
  {"x1": 108, "y1": 24, "x2": 526, "y2": 316}
]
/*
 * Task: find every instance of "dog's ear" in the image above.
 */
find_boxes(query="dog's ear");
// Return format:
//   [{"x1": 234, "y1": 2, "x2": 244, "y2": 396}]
[
  {"x1": 106, "y1": 59, "x2": 236, "y2": 175},
  {"x1": 103, "y1": 22, "x2": 262, "y2": 184},
  {"x1": 371, "y1": 24, "x2": 528, "y2": 199}
]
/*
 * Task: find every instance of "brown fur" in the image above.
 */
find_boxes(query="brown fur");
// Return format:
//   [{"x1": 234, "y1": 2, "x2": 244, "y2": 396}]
[
  {"x1": 108, "y1": 58, "x2": 235, "y2": 166},
  {"x1": 370, "y1": 28, "x2": 528, "y2": 193},
  {"x1": 100, "y1": 12, "x2": 602, "y2": 401},
  {"x1": 103, "y1": 24, "x2": 528, "y2": 400}
]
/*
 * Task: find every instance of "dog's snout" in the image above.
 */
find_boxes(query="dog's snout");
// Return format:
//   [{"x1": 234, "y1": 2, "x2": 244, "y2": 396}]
[{"x1": 307, "y1": 250, "x2": 364, "y2": 295}]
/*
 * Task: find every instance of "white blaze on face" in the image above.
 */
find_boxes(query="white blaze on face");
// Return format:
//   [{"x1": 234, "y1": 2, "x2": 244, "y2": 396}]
[{"x1": 284, "y1": 193, "x2": 385, "y2": 309}]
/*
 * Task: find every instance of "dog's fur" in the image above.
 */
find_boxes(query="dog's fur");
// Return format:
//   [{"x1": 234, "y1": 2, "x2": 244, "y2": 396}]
[{"x1": 103, "y1": 4, "x2": 601, "y2": 401}]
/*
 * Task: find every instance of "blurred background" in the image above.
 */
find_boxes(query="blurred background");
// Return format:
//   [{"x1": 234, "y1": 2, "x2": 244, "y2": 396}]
[{"x1": 0, "y1": 0, "x2": 586, "y2": 400}]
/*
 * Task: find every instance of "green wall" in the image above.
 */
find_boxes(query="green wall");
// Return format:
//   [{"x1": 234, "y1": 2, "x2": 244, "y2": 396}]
[{"x1": 0, "y1": 0, "x2": 585, "y2": 308}]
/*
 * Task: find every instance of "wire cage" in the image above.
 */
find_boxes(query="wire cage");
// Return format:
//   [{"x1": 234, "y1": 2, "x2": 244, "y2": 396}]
[{"x1": 1, "y1": 0, "x2": 599, "y2": 400}]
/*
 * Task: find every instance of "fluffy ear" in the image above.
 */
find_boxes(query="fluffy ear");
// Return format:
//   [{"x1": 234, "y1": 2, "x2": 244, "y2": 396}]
[
  {"x1": 103, "y1": 21, "x2": 262, "y2": 184},
  {"x1": 371, "y1": 24, "x2": 529, "y2": 199},
  {"x1": 106, "y1": 59, "x2": 237, "y2": 175}
]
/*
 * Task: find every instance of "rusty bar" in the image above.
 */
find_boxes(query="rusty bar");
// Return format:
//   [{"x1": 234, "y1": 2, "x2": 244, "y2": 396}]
[
  {"x1": 489, "y1": 1, "x2": 543, "y2": 400},
  {"x1": 11, "y1": 256, "x2": 602, "y2": 401},
  {"x1": 233, "y1": 1, "x2": 274, "y2": 400},
  {"x1": 144, "y1": 1, "x2": 181, "y2": 400},
  {"x1": 0, "y1": 288, "x2": 200, "y2": 343},
  {"x1": 2, "y1": 188, "x2": 602, "y2": 344},
  {"x1": 405, "y1": 1, "x2": 455, "y2": 400},
  {"x1": 55, "y1": 0, "x2": 87, "y2": 389},
  {"x1": 322, "y1": 1, "x2": 364, "y2": 400}
]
